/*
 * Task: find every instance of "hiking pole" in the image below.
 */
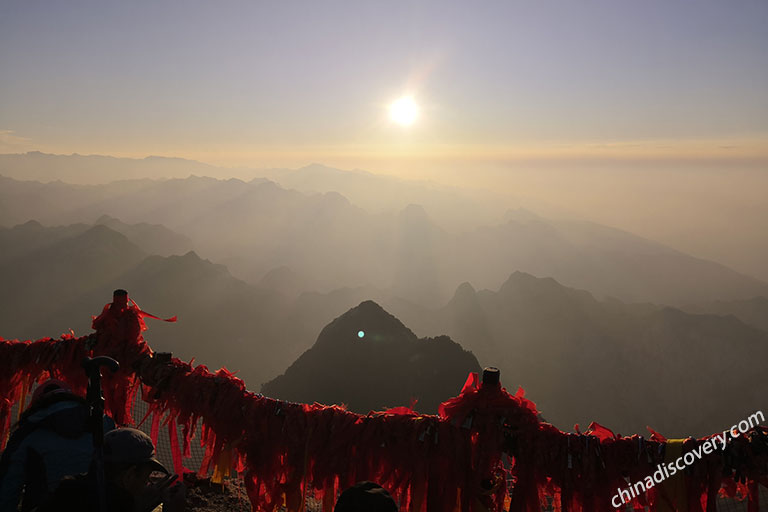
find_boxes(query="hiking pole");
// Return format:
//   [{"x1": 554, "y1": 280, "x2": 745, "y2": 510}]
[{"x1": 83, "y1": 356, "x2": 120, "y2": 512}]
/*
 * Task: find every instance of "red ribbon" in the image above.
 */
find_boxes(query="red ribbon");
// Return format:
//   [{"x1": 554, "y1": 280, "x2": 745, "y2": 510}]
[{"x1": 2, "y1": 312, "x2": 767, "y2": 512}]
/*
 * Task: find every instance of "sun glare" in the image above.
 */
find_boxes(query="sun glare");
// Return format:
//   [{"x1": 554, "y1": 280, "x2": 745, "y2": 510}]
[{"x1": 389, "y1": 96, "x2": 419, "y2": 126}]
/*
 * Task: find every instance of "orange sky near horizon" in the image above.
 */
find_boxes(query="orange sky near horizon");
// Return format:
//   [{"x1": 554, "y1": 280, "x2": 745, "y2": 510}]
[{"x1": 1, "y1": 1, "x2": 766, "y2": 178}]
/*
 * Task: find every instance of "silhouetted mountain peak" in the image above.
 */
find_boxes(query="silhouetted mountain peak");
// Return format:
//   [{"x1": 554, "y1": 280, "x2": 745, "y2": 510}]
[
  {"x1": 396, "y1": 204, "x2": 443, "y2": 243},
  {"x1": 321, "y1": 190, "x2": 349, "y2": 204},
  {"x1": 167, "y1": 251, "x2": 228, "y2": 273},
  {"x1": 497, "y1": 271, "x2": 599, "y2": 311},
  {"x1": 130, "y1": 251, "x2": 233, "y2": 284},
  {"x1": 258, "y1": 266, "x2": 307, "y2": 297},
  {"x1": 306, "y1": 190, "x2": 352, "y2": 212},
  {"x1": 647, "y1": 306, "x2": 766, "y2": 343},
  {"x1": 181, "y1": 250, "x2": 201, "y2": 260},
  {"x1": 315, "y1": 300, "x2": 418, "y2": 348},
  {"x1": 445, "y1": 282, "x2": 486, "y2": 323},
  {"x1": 0, "y1": 224, "x2": 146, "y2": 335},
  {"x1": 70, "y1": 224, "x2": 139, "y2": 250},
  {"x1": 399, "y1": 203, "x2": 429, "y2": 222},
  {"x1": 500, "y1": 271, "x2": 558, "y2": 291},
  {"x1": 262, "y1": 303, "x2": 481, "y2": 413},
  {"x1": 452, "y1": 282, "x2": 477, "y2": 301},
  {"x1": 94, "y1": 214, "x2": 120, "y2": 226},
  {"x1": 91, "y1": 215, "x2": 193, "y2": 257},
  {"x1": 680, "y1": 296, "x2": 768, "y2": 333},
  {"x1": 252, "y1": 180, "x2": 287, "y2": 193},
  {"x1": 16, "y1": 219, "x2": 44, "y2": 231}
]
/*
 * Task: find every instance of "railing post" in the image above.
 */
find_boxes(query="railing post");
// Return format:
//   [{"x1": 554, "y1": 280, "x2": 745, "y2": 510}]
[{"x1": 482, "y1": 367, "x2": 500, "y2": 387}]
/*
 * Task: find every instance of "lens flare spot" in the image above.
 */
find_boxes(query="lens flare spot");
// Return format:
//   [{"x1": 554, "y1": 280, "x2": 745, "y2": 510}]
[{"x1": 358, "y1": 330, "x2": 365, "y2": 338}]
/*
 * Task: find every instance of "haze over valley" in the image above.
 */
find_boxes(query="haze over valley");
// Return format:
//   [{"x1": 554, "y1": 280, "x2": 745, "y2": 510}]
[{"x1": 1, "y1": 156, "x2": 766, "y2": 438}]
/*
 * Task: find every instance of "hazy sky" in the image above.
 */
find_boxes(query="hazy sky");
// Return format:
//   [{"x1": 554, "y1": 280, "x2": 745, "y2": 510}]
[{"x1": 1, "y1": 0, "x2": 766, "y2": 171}]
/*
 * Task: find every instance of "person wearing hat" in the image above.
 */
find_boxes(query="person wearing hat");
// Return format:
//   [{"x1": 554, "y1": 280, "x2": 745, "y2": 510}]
[
  {"x1": 0, "y1": 379, "x2": 116, "y2": 512},
  {"x1": 334, "y1": 481, "x2": 399, "y2": 512},
  {"x1": 39, "y1": 427, "x2": 185, "y2": 512}
]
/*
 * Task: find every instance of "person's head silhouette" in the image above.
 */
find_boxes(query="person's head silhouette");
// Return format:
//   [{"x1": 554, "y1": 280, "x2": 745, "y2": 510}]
[{"x1": 334, "y1": 481, "x2": 398, "y2": 512}]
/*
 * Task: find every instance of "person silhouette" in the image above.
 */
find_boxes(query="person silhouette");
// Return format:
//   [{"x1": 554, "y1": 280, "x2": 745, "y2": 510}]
[
  {"x1": 0, "y1": 380, "x2": 115, "y2": 511},
  {"x1": 38, "y1": 428, "x2": 185, "y2": 512},
  {"x1": 334, "y1": 481, "x2": 398, "y2": 512}
]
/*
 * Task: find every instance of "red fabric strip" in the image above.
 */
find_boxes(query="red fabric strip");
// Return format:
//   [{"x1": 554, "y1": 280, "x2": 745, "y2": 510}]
[{"x1": 168, "y1": 415, "x2": 184, "y2": 476}]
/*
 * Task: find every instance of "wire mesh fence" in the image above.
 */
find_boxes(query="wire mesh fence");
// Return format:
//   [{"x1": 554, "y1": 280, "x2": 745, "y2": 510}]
[
  {"x1": 6, "y1": 385, "x2": 766, "y2": 511},
  {"x1": 132, "y1": 386, "x2": 768, "y2": 512}
]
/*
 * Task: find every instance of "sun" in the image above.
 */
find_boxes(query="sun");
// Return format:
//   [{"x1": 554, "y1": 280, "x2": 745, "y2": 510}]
[{"x1": 389, "y1": 96, "x2": 419, "y2": 126}]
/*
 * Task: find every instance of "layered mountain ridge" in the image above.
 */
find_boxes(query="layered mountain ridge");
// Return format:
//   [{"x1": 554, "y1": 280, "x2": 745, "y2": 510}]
[
  {"x1": 2, "y1": 174, "x2": 766, "y2": 306},
  {"x1": 262, "y1": 301, "x2": 481, "y2": 414}
]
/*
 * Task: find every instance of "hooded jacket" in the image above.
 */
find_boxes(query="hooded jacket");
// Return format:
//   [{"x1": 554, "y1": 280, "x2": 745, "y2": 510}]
[{"x1": 0, "y1": 393, "x2": 114, "y2": 512}]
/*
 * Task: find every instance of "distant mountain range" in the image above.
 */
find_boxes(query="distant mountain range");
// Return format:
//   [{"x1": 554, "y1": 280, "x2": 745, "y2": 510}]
[
  {"x1": 259, "y1": 163, "x2": 506, "y2": 231},
  {"x1": 3, "y1": 151, "x2": 766, "y2": 285},
  {"x1": 0, "y1": 220, "x2": 389, "y2": 386},
  {"x1": 0, "y1": 153, "x2": 505, "y2": 230},
  {"x1": 1, "y1": 174, "x2": 766, "y2": 306},
  {"x1": 1, "y1": 219, "x2": 763, "y2": 435},
  {"x1": 0, "y1": 151, "x2": 221, "y2": 184},
  {"x1": 387, "y1": 272, "x2": 768, "y2": 437},
  {"x1": 1, "y1": 155, "x2": 766, "y2": 437},
  {"x1": 262, "y1": 301, "x2": 481, "y2": 414},
  {"x1": 0, "y1": 223, "x2": 308, "y2": 385},
  {"x1": 0, "y1": 216, "x2": 192, "y2": 263},
  {"x1": 681, "y1": 297, "x2": 768, "y2": 333},
  {"x1": 0, "y1": 224, "x2": 147, "y2": 338}
]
